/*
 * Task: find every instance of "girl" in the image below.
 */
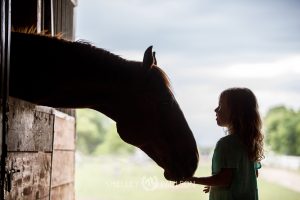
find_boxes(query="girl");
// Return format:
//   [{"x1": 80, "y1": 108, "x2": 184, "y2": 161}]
[{"x1": 176, "y1": 87, "x2": 264, "y2": 200}]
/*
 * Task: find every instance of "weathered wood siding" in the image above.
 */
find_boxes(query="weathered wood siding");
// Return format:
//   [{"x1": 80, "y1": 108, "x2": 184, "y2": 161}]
[
  {"x1": 6, "y1": 152, "x2": 52, "y2": 199},
  {"x1": 1, "y1": 97, "x2": 75, "y2": 200},
  {"x1": 53, "y1": 0, "x2": 77, "y2": 41},
  {"x1": 1, "y1": 1, "x2": 77, "y2": 198},
  {"x1": 51, "y1": 110, "x2": 76, "y2": 200},
  {"x1": 7, "y1": 101, "x2": 54, "y2": 152}
]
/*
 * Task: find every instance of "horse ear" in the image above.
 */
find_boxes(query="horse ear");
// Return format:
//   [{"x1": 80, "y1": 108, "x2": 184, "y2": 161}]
[
  {"x1": 153, "y1": 51, "x2": 157, "y2": 65},
  {"x1": 143, "y1": 46, "x2": 154, "y2": 69}
]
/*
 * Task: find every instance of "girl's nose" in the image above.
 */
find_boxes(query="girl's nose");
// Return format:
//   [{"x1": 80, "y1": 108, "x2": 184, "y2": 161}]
[{"x1": 214, "y1": 107, "x2": 219, "y2": 113}]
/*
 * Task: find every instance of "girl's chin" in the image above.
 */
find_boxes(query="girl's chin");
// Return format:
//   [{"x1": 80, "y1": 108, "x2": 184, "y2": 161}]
[{"x1": 216, "y1": 119, "x2": 225, "y2": 127}]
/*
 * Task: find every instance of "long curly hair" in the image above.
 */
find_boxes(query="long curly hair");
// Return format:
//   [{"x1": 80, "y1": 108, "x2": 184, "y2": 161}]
[{"x1": 220, "y1": 87, "x2": 264, "y2": 162}]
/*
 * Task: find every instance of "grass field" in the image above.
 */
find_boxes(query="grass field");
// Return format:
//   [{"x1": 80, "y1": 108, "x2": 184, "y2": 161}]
[{"x1": 75, "y1": 156, "x2": 300, "y2": 200}]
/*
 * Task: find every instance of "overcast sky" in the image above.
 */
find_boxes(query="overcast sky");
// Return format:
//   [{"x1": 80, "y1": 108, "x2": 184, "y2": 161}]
[{"x1": 75, "y1": 0, "x2": 300, "y2": 147}]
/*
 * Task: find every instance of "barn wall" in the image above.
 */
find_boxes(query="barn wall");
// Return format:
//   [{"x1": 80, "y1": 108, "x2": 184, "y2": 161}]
[{"x1": 0, "y1": 98, "x2": 76, "y2": 199}]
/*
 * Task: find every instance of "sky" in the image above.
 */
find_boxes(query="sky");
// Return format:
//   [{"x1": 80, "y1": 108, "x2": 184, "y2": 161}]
[{"x1": 75, "y1": 0, "x2": 300, "y2": 147}]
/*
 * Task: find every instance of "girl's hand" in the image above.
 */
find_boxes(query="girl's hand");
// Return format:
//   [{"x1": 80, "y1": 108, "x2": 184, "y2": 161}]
[
  {"x1": 203, "y1": 185, "x2": 210, "y2": 193},
  {"x1": 174, "y1": 177, "x2": 195, "y2": 186}
]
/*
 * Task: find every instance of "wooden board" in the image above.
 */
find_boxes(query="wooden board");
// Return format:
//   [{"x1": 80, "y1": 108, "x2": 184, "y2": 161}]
[
  {"x1": 51, "y1": 150, "x2": 75, "y2": 188},
  {"x1": 6, "y1": 98, "x2": 54, "y2": 152},
  {"x1": 51, "y1": 183, "x2": 75, "y2": 200},
  {"x1": 5, "y1": 152, "x2": 51, "y2": 200},
  {"x1": 53, "y1": 113, "x2": 75, "y2": 150},
  {"x1": 51, "y1": 110, "x2": 76, "y2": 199}
]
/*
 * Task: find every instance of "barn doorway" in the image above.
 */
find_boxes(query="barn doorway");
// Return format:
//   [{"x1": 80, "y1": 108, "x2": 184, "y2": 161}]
[{"x1": 0, "y1": 0, "x2": 77, "y2": 199}]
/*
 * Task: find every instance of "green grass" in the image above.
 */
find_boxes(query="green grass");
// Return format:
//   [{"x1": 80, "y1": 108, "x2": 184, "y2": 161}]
[
  {"x1": 258, "y1": 179, "x2": 299, "y2": 200},
  {"x1": 75, "y1": 156, "x2": 300, "y2": 200}
]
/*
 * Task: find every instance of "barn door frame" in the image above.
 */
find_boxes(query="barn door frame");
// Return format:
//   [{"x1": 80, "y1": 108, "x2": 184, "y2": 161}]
[
  {"x1": 0, "y1": 0, "x2": 11, "y2": 199},
  {"x1": 1, "y1": 1, "x2": 76, "y2": 198}
]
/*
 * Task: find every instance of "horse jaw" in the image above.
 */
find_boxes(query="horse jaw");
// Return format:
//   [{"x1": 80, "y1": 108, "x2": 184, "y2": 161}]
[{"x1": 116, "y1": 121, "x2": 198, "y2": 181}]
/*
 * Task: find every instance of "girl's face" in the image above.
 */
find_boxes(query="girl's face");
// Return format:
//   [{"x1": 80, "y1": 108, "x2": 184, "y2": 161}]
[{"x1": 214, "y1": 95, "x2": 231, "y2": 127}]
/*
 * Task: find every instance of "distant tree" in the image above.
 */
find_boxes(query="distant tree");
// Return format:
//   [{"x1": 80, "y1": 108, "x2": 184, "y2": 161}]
[
  {"x1": 264, "y1": 106, "x2": 300, "y2": 156},
  {"x1": 76, "y1": 109, "x2": 135, "y2": 155},
  {"x1": 93, "y1": 124, "x2": 136, "y2": 155},
  {"x1": 76, "y1": 109, "x2": 110, "y2": 154}
]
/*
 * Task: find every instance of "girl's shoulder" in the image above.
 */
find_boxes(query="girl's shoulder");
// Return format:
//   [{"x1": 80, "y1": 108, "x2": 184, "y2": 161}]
[
  {"x1": 218, "y1": 134, "x2": 236, "y2": 143},
  {"x1": 217, "y1": 134, "x2": 243, "y2": 148}
]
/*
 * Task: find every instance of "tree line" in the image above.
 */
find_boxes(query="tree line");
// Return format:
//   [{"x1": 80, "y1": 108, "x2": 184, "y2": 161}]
[
  {"x1": 264, "y1": 105, "x2": 300, "y2": 156},
  {"x1": 76, "y1": 105, "x2": 300, "y2": 156},
  {"x1": 76, "y1": 109, "x2": 135, "y2": 155}
]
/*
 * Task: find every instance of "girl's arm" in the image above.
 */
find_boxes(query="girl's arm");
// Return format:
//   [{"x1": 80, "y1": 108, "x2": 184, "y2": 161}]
[{"x1": 176, "y1": 168, "x2": 234, "y2": 187}]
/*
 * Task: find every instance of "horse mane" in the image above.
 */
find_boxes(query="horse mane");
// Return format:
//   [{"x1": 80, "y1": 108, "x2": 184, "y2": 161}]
[
  {"x1": 11, "y1": 30, "x2": 173, "y2": 95},
  {"x1": 12, "y1": 30, "x2": 134, "y2": 68},
  {"x1": 75, "y1": 40, "x2": 130, "y2": 67},
  {"x1": 12, "y1": 26, "x2": 64, "y2": 38},
  {"x1": 150, "y1": 66, "x2": 173, "y2": 94},
  {"x1": 73, "y1": 37, "x2": 174, "y2": 94}
]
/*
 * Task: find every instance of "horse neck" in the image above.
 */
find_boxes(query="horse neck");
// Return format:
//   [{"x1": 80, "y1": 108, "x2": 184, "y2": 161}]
[
  {"x1": 10, "y1": 32, "x2": 146, "y2": 120},
  {"x1": 81, "y1": 57, "x2": 146, "y2": 121},
  {"x1": 73, "y1": 45, "x2": 146, "y2": 106}
]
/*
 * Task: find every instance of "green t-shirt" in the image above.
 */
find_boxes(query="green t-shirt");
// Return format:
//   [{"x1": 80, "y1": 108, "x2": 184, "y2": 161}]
[{"x1": 210, "y1": 134, "x2": 260, "y2": 200}]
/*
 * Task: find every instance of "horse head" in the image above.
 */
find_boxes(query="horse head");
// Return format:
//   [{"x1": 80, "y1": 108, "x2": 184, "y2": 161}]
[
  {"x1": 114, "y1": 46, "x2": 199, "y2": 181},
  {"x1": 9, "y1": 32, "x2": 198, "y2": 180}
]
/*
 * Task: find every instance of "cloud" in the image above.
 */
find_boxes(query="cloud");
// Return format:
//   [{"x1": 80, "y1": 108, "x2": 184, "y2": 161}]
[
  {"x1": 156, "y1": 54, "x2": 300, "y2": 146},
  {"x1": 76, "y1": 0, "x2": 300, "y2": 147},
  {"x1": 76, "y1": 0, "x2": 300, "y2": 57}
]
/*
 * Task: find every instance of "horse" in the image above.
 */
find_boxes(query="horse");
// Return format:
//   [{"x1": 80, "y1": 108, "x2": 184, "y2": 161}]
[{"x1": 7, "y1": 31, "x2": 199, "y2": 181}]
